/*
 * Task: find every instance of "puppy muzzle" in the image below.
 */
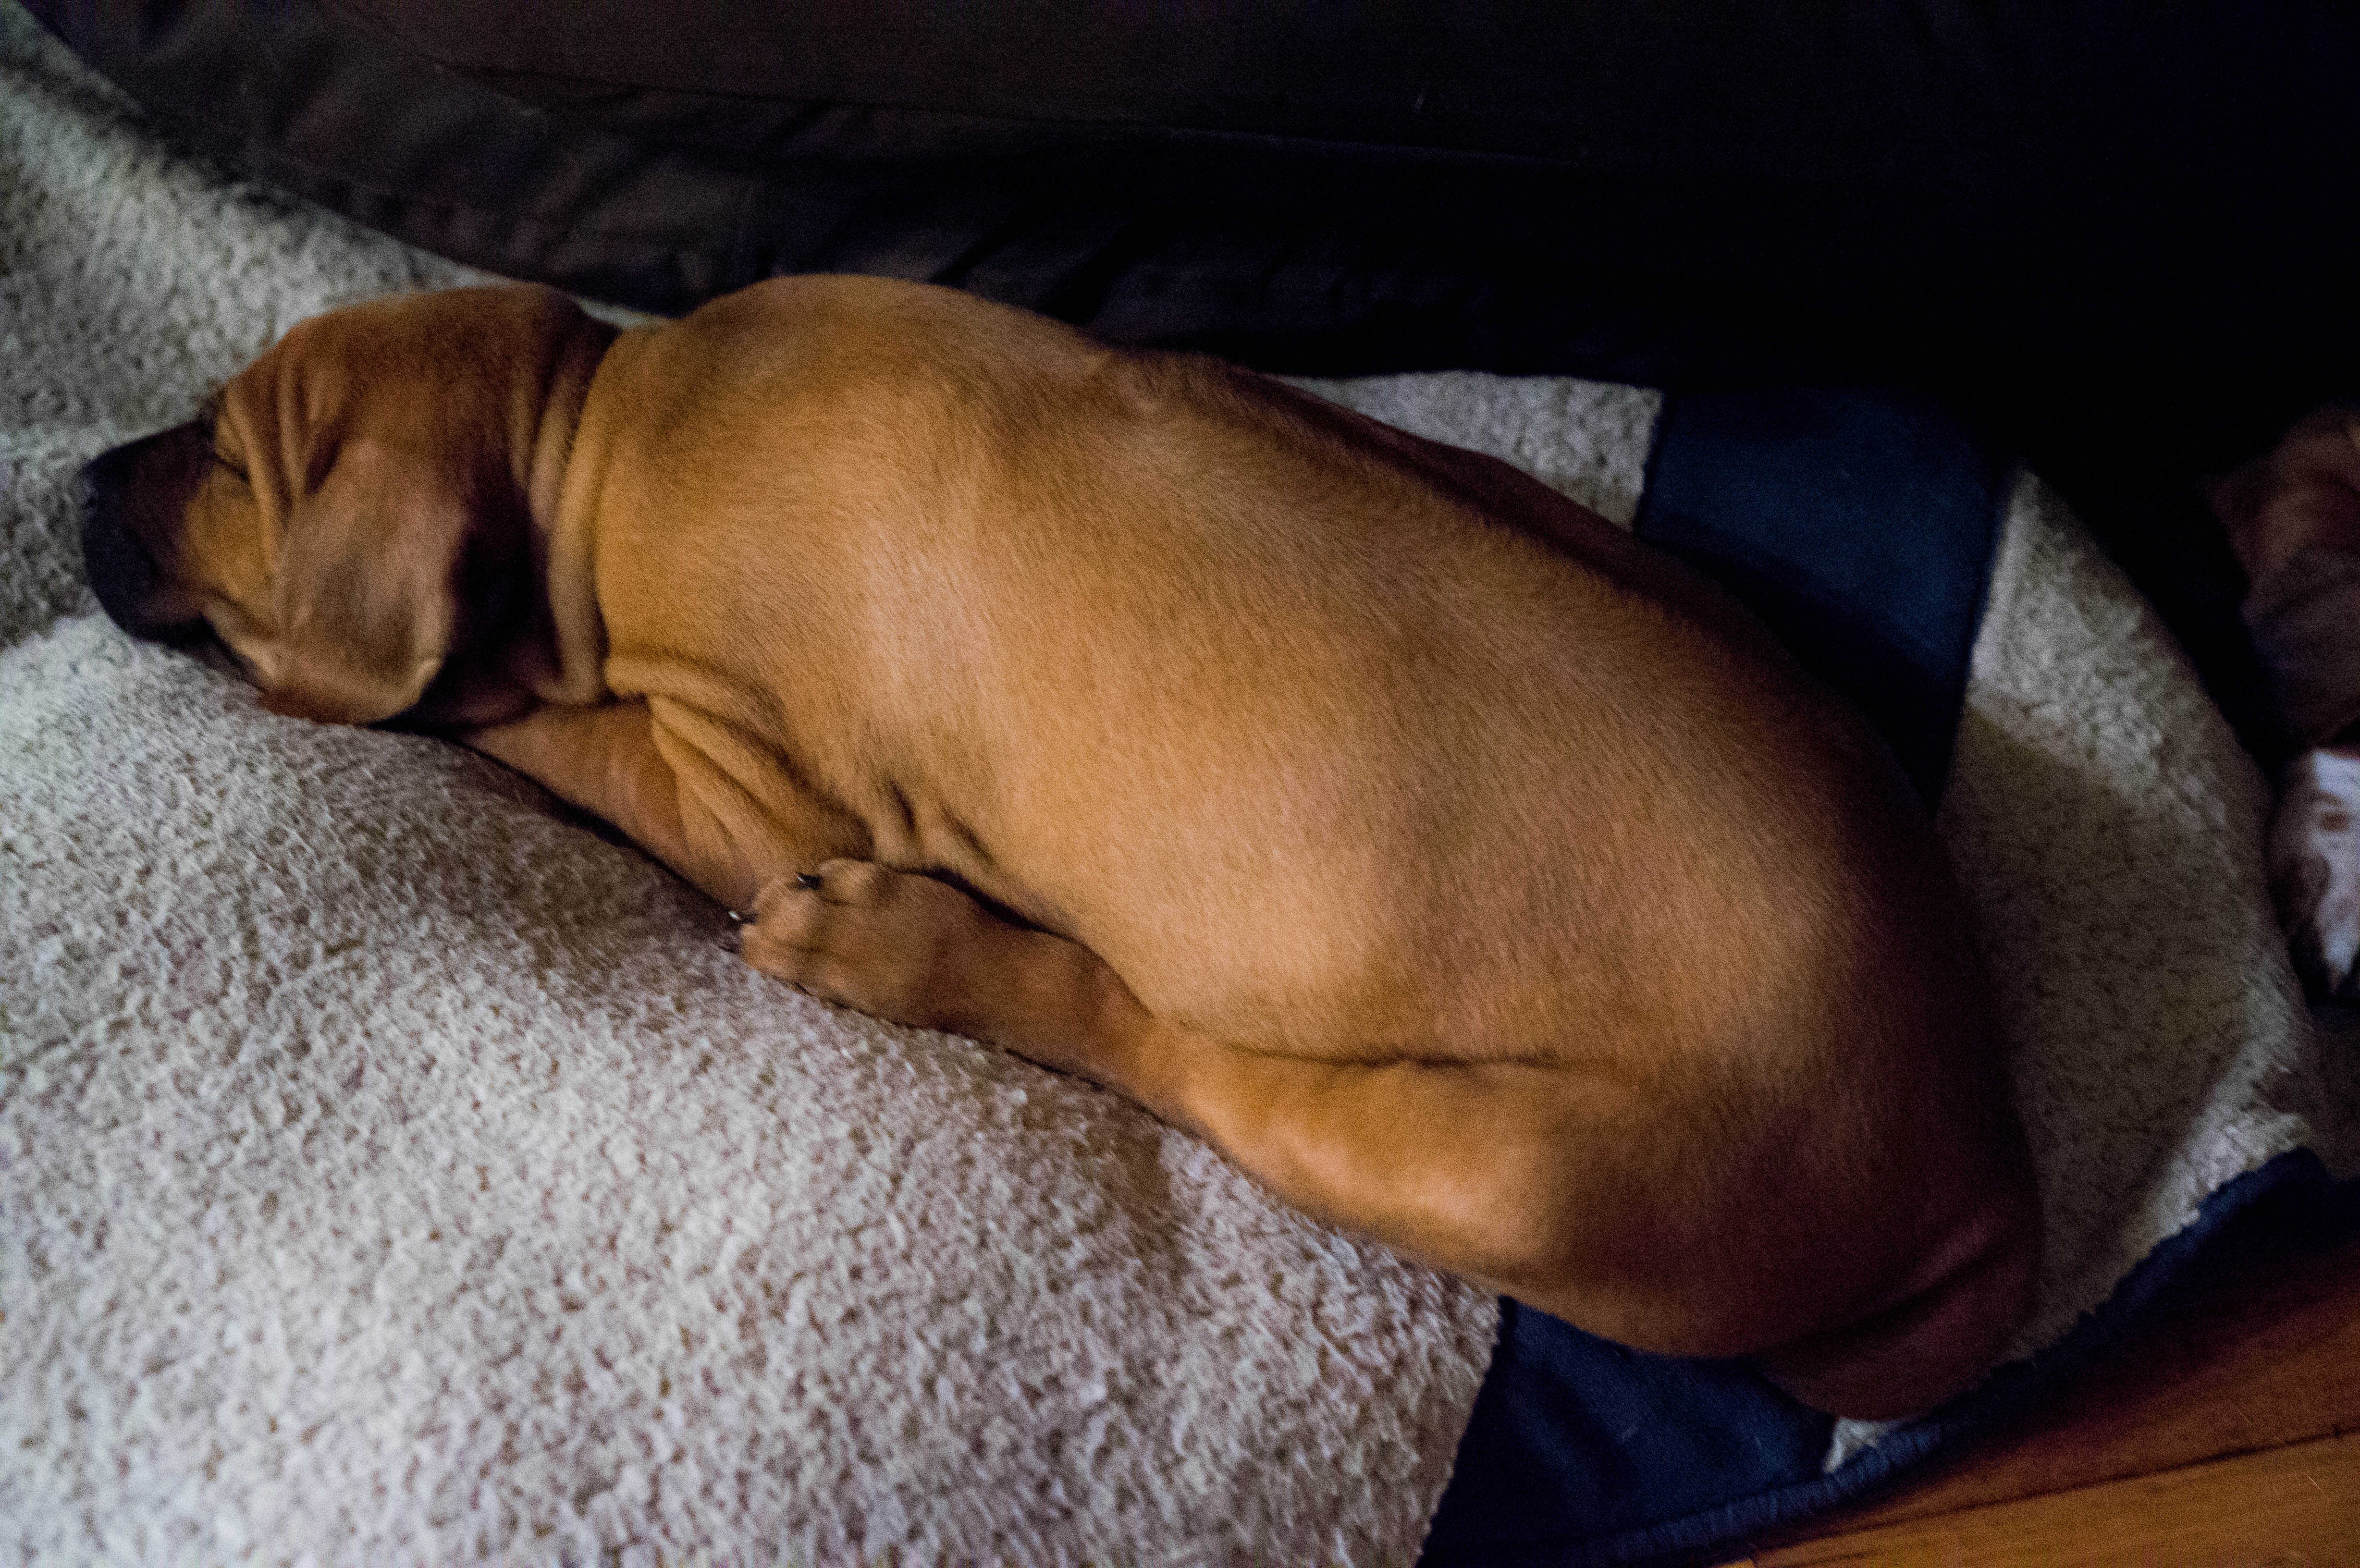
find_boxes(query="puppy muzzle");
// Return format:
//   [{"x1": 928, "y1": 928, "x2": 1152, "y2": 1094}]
[{"x1": 78, "y1": 420, "x2": 213, "y2": 643}]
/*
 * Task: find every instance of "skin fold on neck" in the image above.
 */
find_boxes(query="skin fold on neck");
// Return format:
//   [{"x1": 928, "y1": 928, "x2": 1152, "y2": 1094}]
[{"x1": 520, "y1": 313, "x2": 627, "y2": 711}]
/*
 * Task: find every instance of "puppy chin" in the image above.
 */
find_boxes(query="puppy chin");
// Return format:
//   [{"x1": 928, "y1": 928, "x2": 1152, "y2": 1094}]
[
  {"x1": 395, "y1": 631, "x2": 570, "y2": 731},
  {"x1": 396, "y1": 675, "x2": 540, "y2": 732}
]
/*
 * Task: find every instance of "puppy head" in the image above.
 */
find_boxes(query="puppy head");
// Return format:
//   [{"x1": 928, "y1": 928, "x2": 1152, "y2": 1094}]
[{"x1": 79, "y1": 284, "x2": 611, "y2": 727}]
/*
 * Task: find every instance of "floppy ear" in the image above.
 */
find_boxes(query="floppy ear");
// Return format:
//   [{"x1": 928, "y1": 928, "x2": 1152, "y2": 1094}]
[{"x1": 261, "y1": 434, "x2": 495, "y2": 726}]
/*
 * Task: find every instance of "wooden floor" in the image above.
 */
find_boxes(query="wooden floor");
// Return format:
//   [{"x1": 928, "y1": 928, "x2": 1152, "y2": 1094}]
[{"x1": 1720, "y1": 1214, "x2": 2360, "y2": 1567}]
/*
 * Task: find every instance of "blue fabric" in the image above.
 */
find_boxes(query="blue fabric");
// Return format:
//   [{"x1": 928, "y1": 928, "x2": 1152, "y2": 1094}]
[
  {"x1": 1424, "y1": 1151, "x2": 2360, "y2": 1566},
  {"x1": 1420, "y1": 386, "x2": 2355, "y2": 1565},
  {"x1": 1632, "y1": 388, "x2": 2006, "y2": 802},
  {"x1": 1422, "y1": 1315, "x2": 1832, "y2": 1555}
]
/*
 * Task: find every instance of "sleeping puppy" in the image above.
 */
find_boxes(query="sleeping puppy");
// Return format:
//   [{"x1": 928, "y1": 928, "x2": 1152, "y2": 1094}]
[{"x1": 77, "y1": 278, "x2": 2036, "y2": 1419}]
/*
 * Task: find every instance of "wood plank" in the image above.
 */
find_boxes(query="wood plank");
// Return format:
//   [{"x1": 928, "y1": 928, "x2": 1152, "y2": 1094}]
[
  {"x1": 1744, "y1": 1218, "x2": 2360, "y2": 1550},
  {"x1": 1734, "y1": 1430, "x2": 2360, "y2": 1567}
]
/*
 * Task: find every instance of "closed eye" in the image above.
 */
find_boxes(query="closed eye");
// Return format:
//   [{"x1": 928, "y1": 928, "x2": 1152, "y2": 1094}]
[
  {"x1": 202, "y1": 391, "x2": 249, "y2": 484},
  {"x1": 187, "y1": 627, "x2": 258, "y2": 685}
]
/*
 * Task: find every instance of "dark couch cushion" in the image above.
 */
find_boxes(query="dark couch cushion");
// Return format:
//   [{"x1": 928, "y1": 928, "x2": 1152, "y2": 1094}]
[{"x1": 28, "y1": 1, "x2": 2359, "y2": 413}]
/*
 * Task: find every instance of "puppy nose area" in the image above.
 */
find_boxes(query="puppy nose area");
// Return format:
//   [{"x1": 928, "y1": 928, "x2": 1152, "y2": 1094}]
[
  {"x1": 76, "y1": 424, "x2": 211, "y2": 642},
  {"x1": 5, "y1": 3, "x2": 2357, "y2": 1565},
  {"x1": 74, "y1": 444, "x2": 149, "y2": 624}
]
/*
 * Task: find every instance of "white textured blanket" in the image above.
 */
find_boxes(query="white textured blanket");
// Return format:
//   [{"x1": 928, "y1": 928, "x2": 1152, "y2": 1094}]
[{"x1": 2, "y1": 4, "x2": 2353, "y2": 1560}]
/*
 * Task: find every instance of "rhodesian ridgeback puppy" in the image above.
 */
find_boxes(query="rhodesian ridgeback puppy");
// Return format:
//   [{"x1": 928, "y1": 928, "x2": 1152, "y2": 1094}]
[{"x1": 79, "y1": 278, "x2": 2036, "y2": 1418}]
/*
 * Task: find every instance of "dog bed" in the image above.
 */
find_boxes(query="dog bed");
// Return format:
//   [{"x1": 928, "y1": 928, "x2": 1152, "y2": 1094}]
[{"x1": 3, "y1": 8, "x2": 2354, "y2": 1562}]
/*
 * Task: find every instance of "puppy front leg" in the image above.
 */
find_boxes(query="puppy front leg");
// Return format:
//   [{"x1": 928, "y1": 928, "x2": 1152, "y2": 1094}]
[
  {"x1": 459, "y1": 700, "x2": 858, "y2": 912},
  {"x1": 740, "y1": 858, "x2": 1130, "y2": 1077}
]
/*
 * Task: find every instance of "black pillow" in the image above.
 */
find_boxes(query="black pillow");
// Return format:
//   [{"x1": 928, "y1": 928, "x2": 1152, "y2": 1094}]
[{"x1": 28, "y1": 0, "x2": 2359, "y2": 416}]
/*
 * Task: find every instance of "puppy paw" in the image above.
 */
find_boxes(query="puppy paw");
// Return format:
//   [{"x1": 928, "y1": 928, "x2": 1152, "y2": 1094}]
[
  {"x1": 740, "y1": 858, "x2": 1002, "y2": 1034},
  {"x1": 2269, "y1": 748, "x2": 2360, "y2": 998}
]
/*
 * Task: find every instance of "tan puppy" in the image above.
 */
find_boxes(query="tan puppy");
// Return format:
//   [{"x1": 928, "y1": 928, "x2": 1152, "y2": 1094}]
[{"x1": 79, "y1": 278, "x2": 2035, "y2": 1418}]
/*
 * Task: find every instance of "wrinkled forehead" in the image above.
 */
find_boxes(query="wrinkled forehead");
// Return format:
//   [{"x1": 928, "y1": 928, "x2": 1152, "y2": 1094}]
[
  {"x1": 176, "y1": 388, "x2": 278, "y2": 603},
  {"x1": 210, "y1": 305, "x2": 473, "y2": 492},
  {"x1": 219, "y1": 308, "x2": 396, "y2": 437},
  {"x1": 211, "y1": 286, "x2": 593, "y2": 481}
]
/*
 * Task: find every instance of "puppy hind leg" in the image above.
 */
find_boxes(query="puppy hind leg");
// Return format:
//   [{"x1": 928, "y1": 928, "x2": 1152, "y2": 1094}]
[
  {"x1": 1751, "y1": 1182, "x2": 2039, "y2": 1421},
  {"x1": 461, "y1": 699, "x2": 860, "y2": 912},
  {"x1": 739, "y1": 861, "x2": 1898, "y2": 1397},
  {"x1": 741, "y1": 865, "x2": 1592, "y2": 1261}
]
